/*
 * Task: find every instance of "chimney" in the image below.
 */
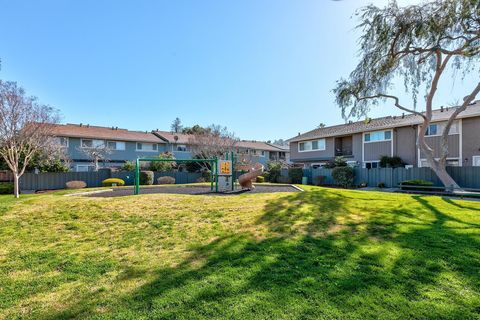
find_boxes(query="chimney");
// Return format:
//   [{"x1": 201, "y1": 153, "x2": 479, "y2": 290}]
[
  {"x1": 111, "y1": 126, "x2": 114, "y2": 130},
  {"x1": 298, "y1": 132, "x2": 300, "y2": 136},
  {"x1": 86, "y1": 124, "x2": 90, "y2": 128},
  {"x1": 441, "y1": 106, "x2": 444, "y2": 112},
  {"x1": 80, "y1": 123, "x2": 83, "y2": 127},
  {"x1": 402, "y1": 113, "x2": 405, "y2": 119},
  {"x1": 115, "y1": 127, "x2": 118, "y2": 130}
]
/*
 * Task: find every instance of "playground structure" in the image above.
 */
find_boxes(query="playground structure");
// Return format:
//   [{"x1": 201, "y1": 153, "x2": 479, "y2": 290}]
[
  {"x1": 133, "y1": 152, "x2": 264, "y2": 195},
  {"x1": 237, "y1": 163, "x2": 264, "y2": 189}
]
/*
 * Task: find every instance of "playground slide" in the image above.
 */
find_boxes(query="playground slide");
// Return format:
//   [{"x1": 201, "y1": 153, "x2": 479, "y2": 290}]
[{"x1": 238, "y1": 163, "x2": 264, "y2": 189}]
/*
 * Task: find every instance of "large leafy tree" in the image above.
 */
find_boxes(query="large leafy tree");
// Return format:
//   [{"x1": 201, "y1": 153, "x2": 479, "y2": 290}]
[{"x1": 334, "y1": 0, "x2": 479, "y2": 189}]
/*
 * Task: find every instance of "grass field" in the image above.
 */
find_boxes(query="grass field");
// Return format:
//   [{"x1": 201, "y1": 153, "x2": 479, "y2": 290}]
[{"x1": 1, "y1": 186, "x2": 480, "y2": 319}]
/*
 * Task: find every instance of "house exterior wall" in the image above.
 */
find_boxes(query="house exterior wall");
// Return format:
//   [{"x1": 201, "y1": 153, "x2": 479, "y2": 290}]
[
  {"x1": 289, "y1": 137, "x2": 335, "y2": 163},
  {"x1": 419, "y1": 135, "x2": 460, "y2": 159},
  {"x1": 462, "y1": 116, "x2": 480, "y2": 165},
  {"x1": 352, "y1": 134, "x2": 363, "y2": 163},
  {"x1": 394, "y1": 126, "x2": 417, "y2": 166},
  {"x1": 363, "y1": 141, "x2": 391, "y2": 161}
]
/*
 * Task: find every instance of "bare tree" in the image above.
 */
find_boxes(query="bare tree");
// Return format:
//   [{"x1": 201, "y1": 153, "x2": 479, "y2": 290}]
[
  {"x1": 188, "y1": 124, "x2": 238, "y2": 170},
  {"x1": 0, "y1": 81, "x2": 59, "y2": 198},
  {"x1": 77, "y1": 142, "x2": 112, "y2": 171},
  {"x1": 170, "y1": 117, "x2": 183, "y2": 133},
  {"x1": 334, "y1": 0, "x2": 480, "y2": 189}
]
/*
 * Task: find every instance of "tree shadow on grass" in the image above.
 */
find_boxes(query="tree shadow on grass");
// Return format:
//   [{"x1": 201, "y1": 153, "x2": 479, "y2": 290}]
[
  {"x1": 47, "y1": 190, "x2": 480, "y2": 319},
  {"x1": 441, "y1": 197, "x2": 480, "y2": 212}
]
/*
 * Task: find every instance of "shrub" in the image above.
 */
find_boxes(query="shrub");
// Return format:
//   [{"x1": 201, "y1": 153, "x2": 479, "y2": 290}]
[
  {"x1": 332, "y1": 166, "x2": 355, "y2": 188},
  {"x1": 380, "y1": 155, "x2": 405, "y2": 168},
  {"x1": 140, "y1": 171, "x2": 154, "y2": 185},
  {"x1": 102, "y1": 178, "x2": 125, "y2": 187},
  {"x1": 157, "y1": 176, "x2": 175, "y2": 184},
  {"x1": 196, "y1": 177, "x2": 206, "y2": 183},
  {"x1": 277, "y1": 176, "x2": 292, "y2": 184},
  {"x1": 66, "y1": 181, "x2": 87, "y2": 189},
  {"x1": 266, "y1": 161, "x2": 282, "y2": 182},
  {"x1": 288, "y1": 167, "x2": 303, "y2": 184},
  {"x1": 313, "y1": 175, "x2": 326, "y2": 186},
  {"x1": 202, "y1": 170, "x2": 211, "y2": 182},
  {"x1": 0, "y1": 182, "x2": 14, "y2": 194},
  {"x1": 377, "y1": 182, "x2": 386, "y2": 188},
  {"x1": 400, "y1": 179, "x2": 434, "y2": 186},
  {"x1": 256, "y1": 176, "x2": 265, "y2": 183},
  {"x1": 324, "y1": 156, "x2": 348, "y2": 169},
  {"x1": 122, "y1": 161, "x2": 135, "y2": 171},
  {"x1": 150, "y1": 152, "x2": 176, "y2": 171}
]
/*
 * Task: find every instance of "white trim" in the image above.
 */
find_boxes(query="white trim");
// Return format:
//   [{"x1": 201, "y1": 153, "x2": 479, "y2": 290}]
[
  {"x1": 418, "y1": 157, "x2": 461, "y2": 168},
  {"x1": 298, "y1": 139, "x2": 326, "y2": 152},
  {"x1": 363, "y1": 129, "x2": 393, "y2": 143},
  {"x1": 76, "y1": 164, "x2": 94, "y2": 172},
  {"x1": 391, "y1": 129, "x2": 394, "y2": 157},
  {"x1": 473, "y1": 156, "x2": 480, "y2": 167},
  {"x1": 459, "y1": 119, "x2": 463, "y2": 167}
]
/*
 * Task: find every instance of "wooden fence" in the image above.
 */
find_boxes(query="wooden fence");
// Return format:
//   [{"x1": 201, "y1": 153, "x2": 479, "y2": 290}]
[
  {"x1": 0, "y1": 170, "x2": 13, "y2": 182},
  {"x1": 19, "y1": 170, "x2": 203, "y2": 191}
]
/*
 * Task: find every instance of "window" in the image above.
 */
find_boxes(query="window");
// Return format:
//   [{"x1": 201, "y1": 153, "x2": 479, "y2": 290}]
[
  {"x1": 81, "y1": 139, "x2": 105, "y2": 148},
  {"x1": 136, "y1": 142, "x2": 157, "y2": 151},
  {"x1": 76, "y1": 165, "x2": 95, "y2": 172},
  {"x1": 56, "y1": 137, "x2": 69, "y2": 147},
  {"x1": 260, "y1": 150, "x2": 265, "y2": 157},
  {"x1": 176, "y1": 145, "x2": 187, "y2": 151},
  {"x1": 364, "y1": 161, "x2": 380, "y2": 169},
  {"x1": 425, "y1": 121, "x2": 459, "y2": 136},
  {"x1": 107, "y1": 141, "x2": 125, "y2": 150},
  {"x1": 364, "y1": 130, "x2": 391, "y2": 142},
  {"x1": 420, "y1": 158, "x2": 460, "y2": 167},
  {"x1": 298, "y1": 139, "x2": 326, "y2": 152}
]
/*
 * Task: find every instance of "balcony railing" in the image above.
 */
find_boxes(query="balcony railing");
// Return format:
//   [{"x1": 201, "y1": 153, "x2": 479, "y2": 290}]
[{"x1": 335, "y1": 151, "x2": 353, "y2": 157}]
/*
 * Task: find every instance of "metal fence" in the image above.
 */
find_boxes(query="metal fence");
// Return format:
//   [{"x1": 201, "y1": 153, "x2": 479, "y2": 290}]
[
  {"x1": 303, "y1": 166, "x2": 480, "y2": 189},
  {"x1": 19, "y1": 170, "x2": 203, "y2": 191}
]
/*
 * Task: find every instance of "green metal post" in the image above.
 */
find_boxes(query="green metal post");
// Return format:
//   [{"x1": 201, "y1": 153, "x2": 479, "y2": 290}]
[
  {"x1": 231, "y1": 151, "x2": 235, "y2": 191},
  {"x1": 210, "y1": 160, "x2": 214, "y2": 191},
  {"x1": 134, "y1": 158, "x2": 140, "y2": 195},
  {"x1": 215, "y1": 157, "x2": 219, "y2": 193}
]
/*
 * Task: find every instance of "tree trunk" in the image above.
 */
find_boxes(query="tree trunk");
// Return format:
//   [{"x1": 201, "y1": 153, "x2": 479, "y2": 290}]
[
  {"x1": 13, "y1": 173, "x2": 20, "y2": 198},
  {"x1": 430, "y1": 161, "x2": 460, "y2": 191}
]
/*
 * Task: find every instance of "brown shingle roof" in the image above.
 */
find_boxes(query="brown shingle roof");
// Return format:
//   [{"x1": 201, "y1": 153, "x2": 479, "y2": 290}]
[
  {"x1": 288, "y1": 102, "x2": 480, "y2": 142},
  {"x1": 236, "y1": 140, "x2": 287, "y2": 152},
  {"x1": 52, "y1": 123, "x2": 164, "y2": 143},
  {"x1": 153, "y1": 131, "x2": 191, "y2": 144}
]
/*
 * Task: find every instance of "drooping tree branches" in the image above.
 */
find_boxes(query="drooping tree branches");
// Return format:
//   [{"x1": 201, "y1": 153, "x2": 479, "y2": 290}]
[{"x1": 334, "y1": 0, "x2": 480, "y2": 189}]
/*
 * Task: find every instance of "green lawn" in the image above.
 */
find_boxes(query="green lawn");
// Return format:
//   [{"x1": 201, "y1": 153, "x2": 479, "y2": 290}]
[{"x1": 1, "y1": 186, "x2": 480, "y2": 319}]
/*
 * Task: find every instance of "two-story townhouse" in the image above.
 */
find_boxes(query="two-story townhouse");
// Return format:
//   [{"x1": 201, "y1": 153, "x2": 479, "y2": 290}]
[
  {"x1": 51, "y1": 124, "x2": 167, "y2": 172},
  {"x1": 288, "y1": 101, "x2": 480, "y2": 169},
  {"x1": 152, "y1": 131, "x2": 193, "y2": 160},
  {"x1": 235, "y1": 141, "x2": 289, "y2": 166}
]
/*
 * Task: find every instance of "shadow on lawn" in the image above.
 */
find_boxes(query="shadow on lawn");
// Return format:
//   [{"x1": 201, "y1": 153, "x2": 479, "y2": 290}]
[{"x1": 49, "y1": 189, "x2": 480, "y2": 319}]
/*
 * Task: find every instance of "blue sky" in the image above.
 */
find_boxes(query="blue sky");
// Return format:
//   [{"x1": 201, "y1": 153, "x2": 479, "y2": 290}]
[{"x1": 0, "y1": 0, "x2": 476, "y2": 141}]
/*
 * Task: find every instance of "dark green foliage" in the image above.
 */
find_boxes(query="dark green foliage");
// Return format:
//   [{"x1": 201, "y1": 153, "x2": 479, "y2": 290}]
[
  {"x1": 324, "y1": 156, "x2": 348, "y2": 169},
  {"x1": 0, "y1": 182, "x2": 13, "y2": 194},
  {"x1": 265, "y1": 161, "x2": 282, "y2": 183},
  {"x1": 377, "y1": 182, "x2": 386, "y2": 188},
  {"x1": 201, "y1": 170, "x2": 211, "y2": 182},
  {"x1": 400, "y1": 180, "x2": 434, "y2": 186},
  {"x1": 150, "y1": 152, "x2": 176, "y2": 172},
  {"x1": 380, "y1": 156, "x2": 405, "y2": 168},
  {"x1": 256, "y1": 176, "x2": 265, "y2": 183},
  {"x1": 140, "y1": 171, "x2": 154, "y2": 185},
  {"x1": 102, "y1": 178, "x2": 125, "y2": 187},
  {"x1": 122, "y1": 161, "x2": 135, "y2": 172},
  {"x1": 332, "y1": 166, "x2": 355, "y2": 188},
  {"x1": 288, "y1": 167, "x2": 303, "y2": 184}
]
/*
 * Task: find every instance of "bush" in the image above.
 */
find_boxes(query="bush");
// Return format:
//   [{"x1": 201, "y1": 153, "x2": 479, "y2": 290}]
[
  {"x1": 377, "y1": 182, "x2": 386, "y2": 188},
  {"x1": 66, "y1": 181, "x2": 87, "y2": 189},
  {"x1": 102, "y1": 178, "x2": 125, "y2": 187},
  {"x1": 196, "y1": 177, "x2": 206, "y2": 183},
  {"x1": 277, "y1": 176, "x2": 292, "y2": 184},
  {"x1": 288, "y1": 167, "x2": 303, "y2": 184},
  {"x1": 324, "y1": 156, "x2": 348, "y2": 169},
  {"x1": 150, "y1": 152, "x2": 176, "y2": 171},
  {"x1": 380, "y1": 156, "x2": 405, "y2": 168},
  {"x1": 0, "y1": 182, "x2": 14, "y2": 194},
  {"x1": 256, "y1": 176, "x2": 265, "y2": 183},
  {"x1": 140, "y1": 171, "x2": 154, "y2": 185},
  {"x1": 400, "y1": 180, "x2": 434, "y2": 186},
  {"x1": 332, "y1": 166, "x2": 355, "y2": 188},
  {"x1": 266, "y1": 161, "x2": 282, "y2": 182},
  {"x1": 202, "y1": 170, "x2": 211, "y2": 182},
  {"x1": 313, "y1": 175, "x2": 326, "y2": 186},
  {"x1": 122, "y1": 161, "x2": 135, "y2": 171},
  {"x1": 157, "y1": 176, "x2": 175, "y2": 184}
]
